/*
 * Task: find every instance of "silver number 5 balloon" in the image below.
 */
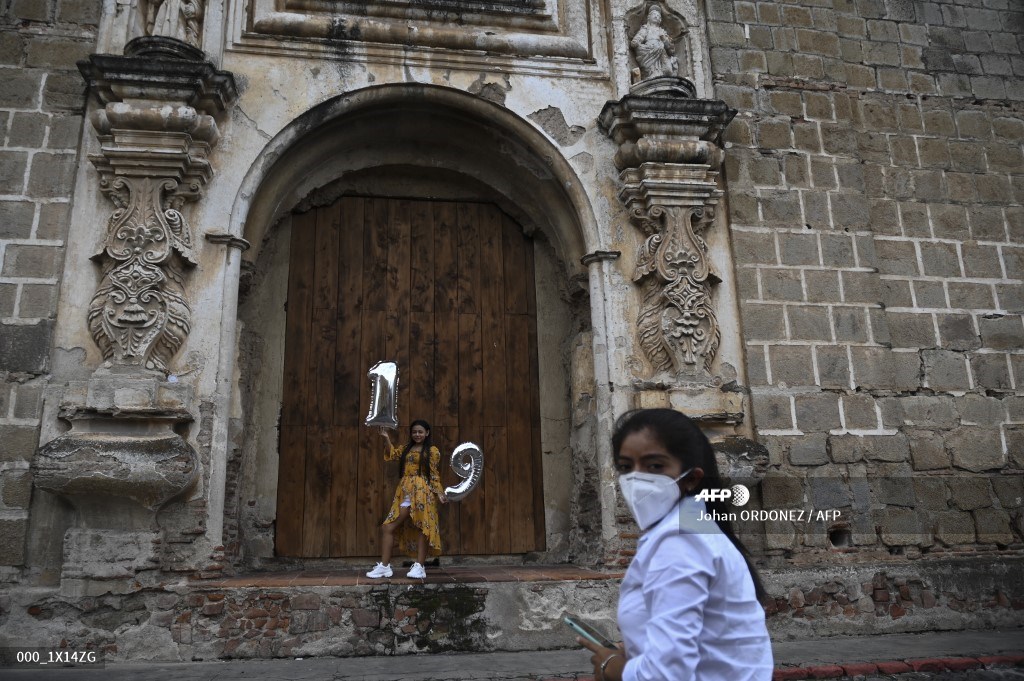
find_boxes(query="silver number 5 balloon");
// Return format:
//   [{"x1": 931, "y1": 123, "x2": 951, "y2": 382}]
[
  {"x1": 444, "y1": 442, "x2": 484, "y2": 501},
  {"x1": 364, "y1": 361, "x2": 398, "y2": 429}
]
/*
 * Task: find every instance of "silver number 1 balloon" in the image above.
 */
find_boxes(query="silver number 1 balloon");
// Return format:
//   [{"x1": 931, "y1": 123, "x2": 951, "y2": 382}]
[
  {"x1": 364, "y1": 361, "x2": 398, "y2": 429},
  {"x1": 444, "y1": 442, "x2": 484, "y2": 501}
]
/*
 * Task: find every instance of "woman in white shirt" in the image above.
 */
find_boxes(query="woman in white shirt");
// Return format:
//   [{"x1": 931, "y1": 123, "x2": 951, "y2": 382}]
[{"x1": 578, "y1": 408, "x2": 773, "y2": 681}]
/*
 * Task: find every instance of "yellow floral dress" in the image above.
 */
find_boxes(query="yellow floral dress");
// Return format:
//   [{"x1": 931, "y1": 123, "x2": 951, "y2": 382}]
[{"x1": 383, "y1": 444, "x2": 444, "y2": 557}]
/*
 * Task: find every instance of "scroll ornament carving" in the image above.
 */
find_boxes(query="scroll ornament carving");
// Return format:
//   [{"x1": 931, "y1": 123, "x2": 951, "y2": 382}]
[
  {"x1": 88, "y1": 176, "x2": 197, "y2": 373},
  {"x1": 146, "y1": 0, "x2": 204, "y2": 48},
  {"x1": 631, "y1": 204, "x2": 720, "y2": 376}
]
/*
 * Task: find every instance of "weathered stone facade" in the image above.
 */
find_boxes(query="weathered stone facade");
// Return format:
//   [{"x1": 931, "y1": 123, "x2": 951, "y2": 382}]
[
  {"x1": 1, "y1": 0, "x2": 99, "y2": 576},
  {"x1": 0, "y1": 0, "x2": 1021, "y2": 662},
  {"x1": 714, "y1": 0, "x2": 1024, "y2": 558}
]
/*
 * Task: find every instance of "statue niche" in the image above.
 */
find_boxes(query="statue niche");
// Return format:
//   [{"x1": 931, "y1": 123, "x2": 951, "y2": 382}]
[{"x1": 626, "y1": 2, "x2": 690, "y2": 85}]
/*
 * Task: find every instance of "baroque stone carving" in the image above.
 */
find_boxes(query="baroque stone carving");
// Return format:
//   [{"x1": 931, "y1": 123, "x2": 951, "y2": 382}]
[
  {"x1": 631, "y1": 203, "x2": 720, "y2": 375},
  {"x1": 145, "y1": 0, "x2": 204, "y2": 48},
  {"x1": 630, "y1": 6, "x2": 678, "y2": 81},
  {"x1": 79, "y1": 37, "x2": 236, "y2": 374},
  {"x1": 599, "y1": 83, "x2": 736, "y2": 381},
  {"x1": 627, "y1": 2, "x2": 690, "y2": 84},
  {"x1": 88, "y1": 177, "x2": 197, "y2": 373}
]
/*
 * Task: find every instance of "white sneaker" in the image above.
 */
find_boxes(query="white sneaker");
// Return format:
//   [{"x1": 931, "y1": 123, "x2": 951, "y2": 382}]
[
  {"x1": 366, "y1": 562, "x2": 393, "y2": 578},
  {"x1": 408, "y1": 562, "x2": 426, "y2": 579}
]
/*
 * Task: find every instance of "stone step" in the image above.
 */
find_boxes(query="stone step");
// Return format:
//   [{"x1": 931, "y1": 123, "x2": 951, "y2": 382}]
[{"x1": 173, "y1": 565, "x2": 622, "y2": 660}]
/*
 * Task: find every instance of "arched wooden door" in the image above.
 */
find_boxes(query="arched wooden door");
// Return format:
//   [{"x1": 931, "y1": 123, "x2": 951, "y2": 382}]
[{"x1": 276, "y1": 197, "x2": 545, "y2": 558}]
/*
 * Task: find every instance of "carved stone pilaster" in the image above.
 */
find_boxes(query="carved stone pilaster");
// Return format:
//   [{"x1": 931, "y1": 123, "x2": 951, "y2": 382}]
[
  {"x1": 79, "y1": 37, "x2": 236, "y2": 373},
  {"x1": 30, "y1": 38, "x2": 236, "y2": 596},
  {"x1": 599, "y1": 81, "x2": 736, "y2": 384}
]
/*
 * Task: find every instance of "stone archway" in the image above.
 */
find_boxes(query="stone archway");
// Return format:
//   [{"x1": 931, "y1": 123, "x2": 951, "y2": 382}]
[{"x1": 226, "y1": 85, "x2": 601, "y2": 566}]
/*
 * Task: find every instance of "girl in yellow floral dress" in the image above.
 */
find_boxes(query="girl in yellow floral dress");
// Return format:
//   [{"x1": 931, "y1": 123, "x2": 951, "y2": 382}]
[{"x1": 366, "y1": 420, "x2": 448, "y2": 580}]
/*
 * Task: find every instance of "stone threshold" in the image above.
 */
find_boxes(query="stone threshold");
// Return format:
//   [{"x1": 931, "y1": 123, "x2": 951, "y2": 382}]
[{"x1": 193, "y1": 565, "x2": 624, "y2": 588}]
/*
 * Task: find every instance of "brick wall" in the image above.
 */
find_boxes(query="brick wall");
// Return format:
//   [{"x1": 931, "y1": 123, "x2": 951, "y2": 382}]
[
  {"x1": 715, "y1": 0, "x2": 1023, "y2": 553},
  {"x1": 0, "y1": 0, "x2": 97, "y2": 568}
]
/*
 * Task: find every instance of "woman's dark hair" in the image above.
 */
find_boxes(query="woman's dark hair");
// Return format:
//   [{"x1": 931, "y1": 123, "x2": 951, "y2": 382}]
[
  {"x1": 612, "y1": 408, "x2": 766, "y2": 600},
  {"x1": 400, "y1": 419, "x2": 434, "y2": 482}
]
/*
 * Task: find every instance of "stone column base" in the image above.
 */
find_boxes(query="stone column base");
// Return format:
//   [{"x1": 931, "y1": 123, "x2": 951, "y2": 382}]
[{"x1": 59, "y1": 529, "x2": 162, "y2": 598}]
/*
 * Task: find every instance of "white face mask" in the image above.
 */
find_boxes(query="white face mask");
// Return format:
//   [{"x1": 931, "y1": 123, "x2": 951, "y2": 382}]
[{"x1": 618, "y1": 469, "x2": 692, "y2": 530}]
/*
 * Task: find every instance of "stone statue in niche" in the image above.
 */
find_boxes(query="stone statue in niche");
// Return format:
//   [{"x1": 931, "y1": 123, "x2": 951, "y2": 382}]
[
  {"x1": 145, "y1": 0, "x2": 204, "y2": 47},
  {"x1": 631, "y1": 6, "x2": 677, "y2": 80},
  {"x1": 627, "y1": 2, "x2": 690, "y2": 84}
]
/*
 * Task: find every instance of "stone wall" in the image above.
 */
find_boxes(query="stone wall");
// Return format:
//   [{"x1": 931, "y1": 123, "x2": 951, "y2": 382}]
[
  {"x1": 0, "y1": 0, "x2": 98, "y2": 572},
  {"x1": 715, "y1": 0, "x2": 1024, "y2": 554}
]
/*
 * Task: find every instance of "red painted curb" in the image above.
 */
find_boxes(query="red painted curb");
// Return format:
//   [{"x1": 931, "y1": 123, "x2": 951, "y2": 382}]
[
  {"x1": 841, "y1": 662, "x2": 880, "y2": 676},
  {"x1": 806, "y1": 663, "x2": 845, "y2": 678},
  {"x1": 909, "y1": 658, "x2": 947, "y2": 672},
  {"x1": 773, "y1": 669, "x2": 810, "y2": 680},
  {"x1": 941, "y1": 657, "x2": 983, "y2": 671},
  {"x1": 875, "y1": 661, "x2": 914, "y2": 674},
  {"x1": 978, "y1": 654, "x2": 1024, "y2": 666}
]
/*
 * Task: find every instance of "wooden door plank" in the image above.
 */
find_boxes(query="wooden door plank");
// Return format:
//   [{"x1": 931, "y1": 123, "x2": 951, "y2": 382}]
[
  {"x1": 312, "y1": 206, "x2": 339, "y2": 426},
  {"x1": 302, "y1": 424, "x2": 333, "y2": 557},
  {"x1": 275, "y1": 424, "x2": 306, "y2": 556},
  {"x1": 433, "y1": 203, "x2": 459, "y2": 429},
  {"x1": 281, "y1": 211, "x2": 316, "y2": 426},
  {"x1": 311, "y1": 305, "x2": 337, "y2": 428},
  {"x1": 523, "y1": 219, "x2": 537, "y2": 317},
  {"x1": 478, "y1": 206, "x2": 510, "y2": 554},
  {"x1": 458, "y1": 310, "x2": 485, "y2": 554},
  {"x1": 436, "y1": 424, "x2": 461, "y2": 555},
  {"x1": 314, "y1": 206, "x2": 340, "y2": 312},
  {"x1": 502, "y1": 216, "x2": 530, "y2": 316},
  {"x1": 409, "y1": 312, "x2": 436, "y2": 428},
  {"x1": 331, "y1": 425, "x2": 360, "y2": 556},
  {"x1": 387, "y1": 200, "x2": 412, "y2": 428},
  {"x1": 356, "y1": 310, "x2": 388, "y2": 556},
  {"x1": 456, "y1": 203, "x2": 480, "y2": 315},
  {"x1": 334, "y1": 197, "x2": 365, "y2": 428},
  {"x1": 480, "y1": 205, "x2": 507, "y2": 429},
  {"x1": 365, "y1": 198, "x2": 389, "y2": 313},
  {"x1": 482, "y1": 425, "x2": 510, "y2": 554},
  {"x1": 355, "y1": 200, "x2": 391, "y2": 556},
  {"x1": 409, "y1": 199, "x2": 434, "y2": 314},
  {"x1": 506, "y1": 315, "x2": 537, "y2": 553}
]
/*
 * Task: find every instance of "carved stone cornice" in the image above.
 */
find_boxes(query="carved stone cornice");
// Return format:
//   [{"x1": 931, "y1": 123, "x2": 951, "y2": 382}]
[
  {"x1": 599, "y1": 81, "x2": 735, "y2": 381},
  {"x1": 33, "y1": 375, "x2": 199, "y2": 527},
  {"x1": 80, "y1": 37, "x2": 236, "y2": 116},
  {"x1": 598, "y1": 86, "x2": 735, "y2": 170}
]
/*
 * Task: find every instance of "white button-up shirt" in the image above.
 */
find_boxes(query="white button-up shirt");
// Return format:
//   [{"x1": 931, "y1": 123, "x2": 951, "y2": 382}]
[{"x1": 618, "y1": 495, "x2": 773, "y2": 681}]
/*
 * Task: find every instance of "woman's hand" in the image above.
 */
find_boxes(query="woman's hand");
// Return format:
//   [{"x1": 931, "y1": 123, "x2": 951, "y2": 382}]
[
  {"x1": 379, "y1": 428, "x2": 392, "y2": 444},
  {"x1": 578, "y1": 637, "x2": 625, "y2": 681},
  {"x1": 439, "y1": 492, "x2": 449, "y2": 504}
]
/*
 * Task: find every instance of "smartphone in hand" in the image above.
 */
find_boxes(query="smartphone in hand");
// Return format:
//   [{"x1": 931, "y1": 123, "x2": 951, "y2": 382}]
[{"x1": 564, "y1": 615, "x2": 615, "y2": 648}]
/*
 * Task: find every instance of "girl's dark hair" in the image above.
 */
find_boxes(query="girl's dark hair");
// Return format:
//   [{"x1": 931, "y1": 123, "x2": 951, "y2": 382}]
[
  {"x1": 612, "y1": 408, "x2": 766, "y2": 600},
  {"x1": 400, "y1": 419, "x2": 434, "y2": 482}
]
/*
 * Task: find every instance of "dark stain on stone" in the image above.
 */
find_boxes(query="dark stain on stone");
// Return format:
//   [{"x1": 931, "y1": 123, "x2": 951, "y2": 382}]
[{"x1": 328, "y1": 17, "x2": 362, "y2": 43}]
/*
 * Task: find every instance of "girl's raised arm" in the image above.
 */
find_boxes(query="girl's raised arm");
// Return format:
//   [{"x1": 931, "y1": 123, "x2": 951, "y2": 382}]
[{"x1": 381, "y1": 429, "x2": 402, "y2": 461}]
